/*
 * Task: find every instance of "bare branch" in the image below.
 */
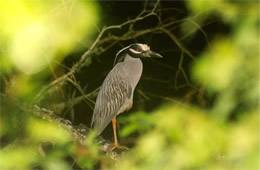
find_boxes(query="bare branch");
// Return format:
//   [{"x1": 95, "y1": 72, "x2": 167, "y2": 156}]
[
  {"x1": 160, "y1": 27, "x2": 195, "y2": 60},
  {"x1": 35, "y1": 10, "x2": 158, "y2": 101}
]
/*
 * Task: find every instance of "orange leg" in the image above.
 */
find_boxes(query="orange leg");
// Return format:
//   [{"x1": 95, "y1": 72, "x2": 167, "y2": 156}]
[{"x1": 110, "y1": 117, "x2": 128, "y2": 151}]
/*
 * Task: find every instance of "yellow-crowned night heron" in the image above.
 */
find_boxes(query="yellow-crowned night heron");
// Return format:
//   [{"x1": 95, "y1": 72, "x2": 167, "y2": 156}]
[{"x1": 91, "y1": 43, "x2": 162, "y2": 151}]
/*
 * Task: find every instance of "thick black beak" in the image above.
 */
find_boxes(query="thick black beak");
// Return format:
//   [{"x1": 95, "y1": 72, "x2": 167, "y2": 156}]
[{"x1": 143, "y1": 50, "x2": 163, "y2": 58}]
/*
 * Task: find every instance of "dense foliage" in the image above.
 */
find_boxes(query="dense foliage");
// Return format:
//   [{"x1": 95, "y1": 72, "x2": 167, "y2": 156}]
[{"x1": 0, "y1": 0, "x2": 258, "y2": 169}]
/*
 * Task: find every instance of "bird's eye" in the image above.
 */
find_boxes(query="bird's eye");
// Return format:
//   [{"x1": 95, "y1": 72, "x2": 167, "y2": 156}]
[{"x1": 137, "y1": 48, "x2": 142, "y2": 52}]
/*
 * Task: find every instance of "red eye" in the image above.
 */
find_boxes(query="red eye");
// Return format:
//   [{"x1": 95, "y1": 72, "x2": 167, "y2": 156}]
[{"x1": 137, "y1": 48, "x2": 142, "y2": 52}]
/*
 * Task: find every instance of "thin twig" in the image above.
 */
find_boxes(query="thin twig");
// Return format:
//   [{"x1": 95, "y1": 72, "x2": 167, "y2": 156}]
[
  {"x1": 35, "y1": 11, "x2": 158, "y2": 101},
  {"x1": 160, "y1": 27, "x2": 195, "y2": 60}
]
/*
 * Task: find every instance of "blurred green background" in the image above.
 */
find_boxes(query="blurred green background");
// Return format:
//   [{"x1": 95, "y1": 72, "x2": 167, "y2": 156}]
[{"x1": 0, "y1": 0, "x2": 259, "y2": 169}]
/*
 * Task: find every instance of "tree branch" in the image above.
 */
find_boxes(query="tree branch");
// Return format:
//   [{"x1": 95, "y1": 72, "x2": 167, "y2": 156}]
[{"x1": 0, "y1": 93, "x2": 123, "y2": 160}]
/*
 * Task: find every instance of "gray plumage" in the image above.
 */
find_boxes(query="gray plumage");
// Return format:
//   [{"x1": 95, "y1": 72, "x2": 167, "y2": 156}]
[
  {"x1": 91, "y1": 55, "x2": 142, "y2": 134},
  {"x1": 91, "y1": 43, "x2": 162, "y2": 135}
]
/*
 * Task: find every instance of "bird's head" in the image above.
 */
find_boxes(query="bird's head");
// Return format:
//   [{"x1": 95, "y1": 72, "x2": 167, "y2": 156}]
[
  {"x1": 127, "y1": 43, "x2": 163, "y2": 58},
  {"x1": 114, "y1": 43, "x2": 163, "y2": 65}
]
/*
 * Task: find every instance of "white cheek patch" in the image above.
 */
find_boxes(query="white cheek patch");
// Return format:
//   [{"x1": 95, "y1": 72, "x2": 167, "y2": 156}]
[{"x1": 129, "y1": 48, "x2": 142, "y2": 54}]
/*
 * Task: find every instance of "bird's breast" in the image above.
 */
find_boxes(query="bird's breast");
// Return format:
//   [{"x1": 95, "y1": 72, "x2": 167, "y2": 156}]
[{"x1": 123, "y1": 57, "x2": 143, "y2": 91}]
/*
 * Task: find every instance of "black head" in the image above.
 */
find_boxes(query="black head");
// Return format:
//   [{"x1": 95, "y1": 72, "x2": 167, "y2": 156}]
[{"x1": 114, "y1": 43, "x2": 162, "y2": 65}]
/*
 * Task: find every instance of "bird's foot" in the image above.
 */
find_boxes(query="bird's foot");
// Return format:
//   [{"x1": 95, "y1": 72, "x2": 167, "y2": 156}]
[{"x1": 110, "y1": 144, "x2": 129, "y2": 152}]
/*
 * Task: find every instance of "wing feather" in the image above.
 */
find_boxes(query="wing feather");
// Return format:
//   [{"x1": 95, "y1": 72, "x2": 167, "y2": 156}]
[{"x1": 91, "y1": 63, "x2": 131, "y2": 135}]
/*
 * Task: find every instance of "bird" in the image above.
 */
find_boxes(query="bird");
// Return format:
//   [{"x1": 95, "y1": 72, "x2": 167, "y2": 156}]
[{"x1": 91, "y1": 43, "x2": 162, "y2": 151}]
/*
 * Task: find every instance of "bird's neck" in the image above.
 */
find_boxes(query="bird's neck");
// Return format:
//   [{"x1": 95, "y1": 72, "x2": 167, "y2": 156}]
[
  {"x1": 123, "y1": 54, "x2": 143, "y2": 95},
  {"x1": 124, "y1": 54, "x2": 140, "y2": 62}
]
